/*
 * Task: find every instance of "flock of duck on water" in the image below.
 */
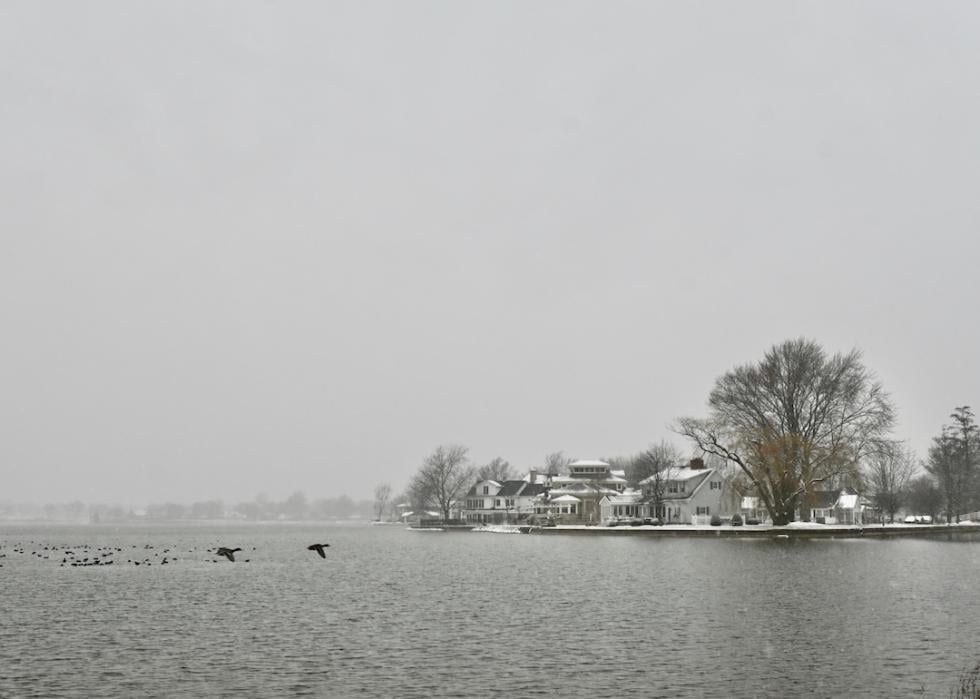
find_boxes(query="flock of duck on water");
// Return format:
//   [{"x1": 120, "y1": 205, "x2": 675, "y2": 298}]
[{"x1": 0, "y1": 542, "x2": 331, "y2": 567}]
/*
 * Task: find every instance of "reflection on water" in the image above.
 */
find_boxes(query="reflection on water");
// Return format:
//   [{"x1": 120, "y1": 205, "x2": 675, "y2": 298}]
[{"x1": 2, "y1": 523, "x2": 979, "y2": 698}]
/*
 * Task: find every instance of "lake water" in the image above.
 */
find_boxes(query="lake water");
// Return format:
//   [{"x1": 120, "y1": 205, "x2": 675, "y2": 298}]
[{"x1": 2, "y1": 522, "x2": 979, "y2": 698}]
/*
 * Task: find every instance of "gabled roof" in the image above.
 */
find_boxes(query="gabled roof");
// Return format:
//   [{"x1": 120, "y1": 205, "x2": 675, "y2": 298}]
[
  {"x1": 520, "y1": 482, "x2": 548, "y2": 497},
  {"x1": 639, "y1": 466, "x2": 714, "y2": 486},
  {"x1": 640, "y1": 470, "x2": 714, "y2": 503},
  {"x1": 601, "y1": 492, "x2": 644, "y2": 505},
  {"x1": 668, "y1": 467, "x2": 714, "y2": 481},
  {"x1": 465, "y1": 479, "x2": 503, "y2": 497},
  {"x1": 495, "y1": 481, "x2": 526, "y2": 497},
  {"x1": 495, "y1": 480, "x2": 548, "y2": 498}
]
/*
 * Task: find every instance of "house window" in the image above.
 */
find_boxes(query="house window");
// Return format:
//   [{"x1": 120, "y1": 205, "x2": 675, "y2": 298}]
[
  {"x1": 710, "y1": 481, "x2": 721, "y2": 490},
  {"x1": 483, "y1": 486, "x2": 489, "y2": 495},
  {"x1": 680, "y1": 483, "x2": 686, "y2": 493},
  {"x1": 668, "y1": 483, "x2": 678, "y2": 493},
  {"x1": 696, "y1": 506, "x2": 710, "y2": 515},
  {"x1": 495, "y1": 499, "x2": 501, "y2": 507}
]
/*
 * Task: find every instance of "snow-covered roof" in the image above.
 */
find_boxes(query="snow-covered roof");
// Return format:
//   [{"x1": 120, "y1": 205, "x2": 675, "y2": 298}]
[
  {"x1": 602, "y1": 492, "x2": 644, "y2": 505},
  {"x1": 640, "y1": 466, "x2": 714, "y2": 484},
  {"x1": 550, "y1": 495, "x2": 582, "y2": 503},
  {"x1": 551, "y1": 482, "x2": 618, "y2": 496},
  {"x1": 670, "y1": 466, "x2": 714, "y2": 481},
  {"x1": 569, "y1": 459, "x2": 610, "y2": 467},
  {"x1": 837, "y1": 492, "x2": 859, "y2": 509}
]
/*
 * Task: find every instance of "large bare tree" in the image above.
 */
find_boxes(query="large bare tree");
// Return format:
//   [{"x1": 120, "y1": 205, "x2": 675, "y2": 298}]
[
  {"x1": 409, "y1": 444, "x2": 476, "y2": 522},
  {"x1": 866, "y1": 444, "x2": 917, "y2": 523},
  {"x1": 677, "y1": 338, "x2": 895, "y2": 525}
]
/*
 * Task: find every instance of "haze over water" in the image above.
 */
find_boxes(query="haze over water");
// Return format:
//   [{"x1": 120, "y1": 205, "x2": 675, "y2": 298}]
[
  {"x1": 3, "y1": 523, "x2": 979, "y2": 698},
  {"x1": 4, "y1": 2, "x2": 980, "y2": 506}
]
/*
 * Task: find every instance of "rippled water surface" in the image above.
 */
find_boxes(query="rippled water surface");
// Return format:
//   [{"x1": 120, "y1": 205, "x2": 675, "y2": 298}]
[{"x1": 2, "y1": 523, "x2": 979, "y2": 698}]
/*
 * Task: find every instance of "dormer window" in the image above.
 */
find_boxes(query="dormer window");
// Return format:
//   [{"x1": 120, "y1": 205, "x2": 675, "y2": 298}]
[{"x1": 483, "y1": 486, "x2": 489, "y2": 495}]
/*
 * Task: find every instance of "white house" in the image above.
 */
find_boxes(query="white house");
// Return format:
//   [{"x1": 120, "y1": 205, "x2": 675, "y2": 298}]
[
  {"x1": 461, "y1": 477, "x2": 548, "y2": 524},
  {"x1": 808, "y1": 488, "x2": 863, "y2": 525},
  {"x1": 639, "y1": 459, "x2": 728, "y2": 524}
]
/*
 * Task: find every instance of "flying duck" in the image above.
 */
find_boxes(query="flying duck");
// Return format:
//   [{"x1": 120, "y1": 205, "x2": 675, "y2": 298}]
[
  {"x1": 307, "y1": 543, "x2": 330, "y2": 558},
  {"x1": 216, "y1": 547, "x2": 242, "y2": 562}
]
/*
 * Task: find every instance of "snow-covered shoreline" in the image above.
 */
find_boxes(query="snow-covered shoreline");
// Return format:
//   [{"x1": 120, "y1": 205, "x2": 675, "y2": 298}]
[{"x1": 522, "y1": 521, "x2": 980, "y2": 538}]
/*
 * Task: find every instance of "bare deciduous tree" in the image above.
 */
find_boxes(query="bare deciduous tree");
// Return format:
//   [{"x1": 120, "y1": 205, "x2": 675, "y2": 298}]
[
  {"x1": 676, "y1": 338, "x2": 895, "y2": 525},
  {"x1": 373, "y1": 482, "x2": 392, "y2": 521},
  {"x1": 866, "y1": 444, "x2": 917, "y2": 523},
  {"x1": 477, "y1": 457, "x2": 514, "y2": 482},
  {"x1": 544, "y1": 451, "x2": 570, "y2": 478},
  {"x1": 626, "y1": 441, "x2": 680, "y2": 488},
  {"x1": 625, "y1": 441, "x2": 681, "y2": 521},
  {"x1": 409, "y1": 444, "x2": 476, "y2": 522}
]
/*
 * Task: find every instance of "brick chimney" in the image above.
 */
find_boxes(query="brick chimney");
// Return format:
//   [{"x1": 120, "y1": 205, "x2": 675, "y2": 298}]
[
  {"x1": 689, "y1": 457, "x2": 705, "y2": 470},
  {"x1": 529, "y1": 469, "x2": 537, "y2": 484}
]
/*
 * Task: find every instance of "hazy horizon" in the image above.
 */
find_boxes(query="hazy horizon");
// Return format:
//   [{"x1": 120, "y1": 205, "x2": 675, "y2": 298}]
[{"x1": 3, "y1": 2, "x2": 980, "y2": 505}]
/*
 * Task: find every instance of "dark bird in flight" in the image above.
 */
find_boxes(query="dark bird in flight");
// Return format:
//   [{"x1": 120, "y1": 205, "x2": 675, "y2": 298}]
[
  {"x1": 216, "y1": 547, "x2": 243, "y2": 562},
  {"x1": 307, "y1": 543, "x2": 330, "y2": 558}
]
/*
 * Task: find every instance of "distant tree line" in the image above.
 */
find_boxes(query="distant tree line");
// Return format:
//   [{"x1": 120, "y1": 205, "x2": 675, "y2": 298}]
[{"x1": 0, "y1": 493, "x2": 378, "y2": 522}]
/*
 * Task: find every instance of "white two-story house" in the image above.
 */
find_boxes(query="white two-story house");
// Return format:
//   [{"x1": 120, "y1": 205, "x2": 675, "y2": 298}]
[
  {"x1": 462, "y1": 477, "x2": 548, "y2": 524},
  {"x1": 639, "y1": 458, "x2": 729, "y2": 524}
]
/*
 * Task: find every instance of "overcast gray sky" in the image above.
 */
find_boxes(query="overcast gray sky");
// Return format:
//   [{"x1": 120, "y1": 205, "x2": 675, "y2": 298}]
[{"x1": 2, "y1": 1, "x2": 979, "y2": 506}]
